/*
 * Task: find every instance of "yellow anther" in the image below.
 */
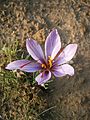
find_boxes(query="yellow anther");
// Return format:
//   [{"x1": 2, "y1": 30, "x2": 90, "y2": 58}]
[
  {"x1": 48, "y1": 56, "x2": 53, "y2": 68},
  {"x1": 48, "y1": 59, "x2": 52, "y2": 68},
  {"x1": 41, "y1": 64, "x2": 46, "y2": 69},
  {"x1": 48, "y1": 56, "x2": 53, "y2": 61}
]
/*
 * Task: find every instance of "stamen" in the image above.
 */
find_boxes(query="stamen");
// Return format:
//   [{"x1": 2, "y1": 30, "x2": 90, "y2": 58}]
[
  {"x1": 41, "y1": 64, "x2": 46, "y2": 69},
  {"x1": 48, "y1": 56, "x2": 53, "y2": 68},
  {"x1": 48, "y1": 59, "x2": 52, "y2": 68},
  {"x1": 48, "y1": 56, "x2": 53, "y2": 61}
]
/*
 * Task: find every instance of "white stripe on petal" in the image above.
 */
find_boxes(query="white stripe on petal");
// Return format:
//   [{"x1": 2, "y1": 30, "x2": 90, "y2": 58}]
[
  {"x1": 55, "y1": 44, "x2": 77, "y2": 65},
  {"x1": 52, "y1": 64, "x2": 74, "y2": 77},
  {"x1": 45, "y1": 29, "x2": 61, "y2": 60},
  {"x1": 6, "y1": 60, "x2": 42, "y2": 72},
  {"x1": 26, "y1": 39, "x2": 45, "y2": 63}
]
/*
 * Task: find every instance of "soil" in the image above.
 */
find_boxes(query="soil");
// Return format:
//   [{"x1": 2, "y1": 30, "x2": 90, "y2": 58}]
[{"x1": 0, "y1": 0, "x2": 90, "y2": 120}]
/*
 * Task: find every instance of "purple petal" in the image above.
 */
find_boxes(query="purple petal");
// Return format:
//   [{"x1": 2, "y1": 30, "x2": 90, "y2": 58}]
[
  {"x1": 45, "y1": 29, "x2": 61, "y2": 60},
  {"x1": 52, "y1": 64, "x2": 74, "y2": 77},
  {"x1": 35, "y1": 70, "x2": 51, "y2": 85},
  {"x1": 6, "y1": 60, "x2": 42, "y2": 72},
  {"x1": 55, "y1": 44, "x2": 77, "y2": 65},
  {"x1": 26, "y1": 39, "x2": 45, "y2": 63}
]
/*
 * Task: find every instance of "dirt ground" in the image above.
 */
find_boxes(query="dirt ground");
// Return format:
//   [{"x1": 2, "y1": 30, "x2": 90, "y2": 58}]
[{"x1": 0, "y1": 0, "x2": 90, "y2": 120}]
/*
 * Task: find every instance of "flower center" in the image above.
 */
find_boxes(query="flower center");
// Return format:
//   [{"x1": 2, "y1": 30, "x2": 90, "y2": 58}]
[{"x1": 41, "y1": 56, "x2": 53, "y2": 69}]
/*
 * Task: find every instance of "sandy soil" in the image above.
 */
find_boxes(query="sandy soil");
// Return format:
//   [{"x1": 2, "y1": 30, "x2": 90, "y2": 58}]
[{"x1": 0, "y1": 0, "x2": 90, "y2": 120}]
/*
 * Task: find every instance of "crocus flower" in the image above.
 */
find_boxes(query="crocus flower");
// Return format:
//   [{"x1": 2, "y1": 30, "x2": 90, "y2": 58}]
[{"x1": 6, "y1": 29, "x2": 77, "y2": 85}]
